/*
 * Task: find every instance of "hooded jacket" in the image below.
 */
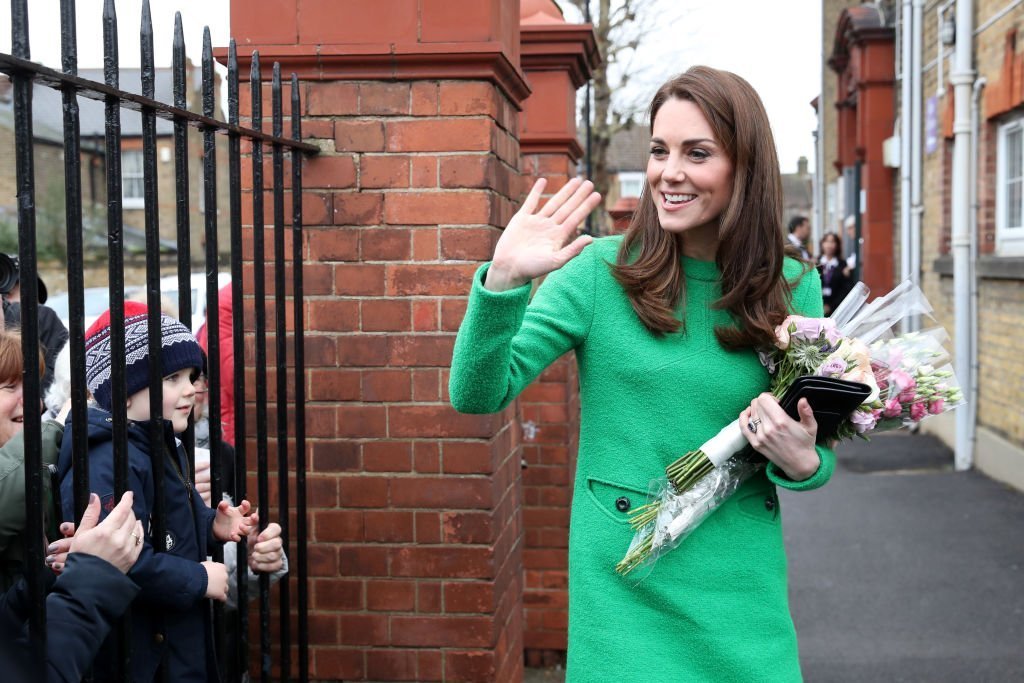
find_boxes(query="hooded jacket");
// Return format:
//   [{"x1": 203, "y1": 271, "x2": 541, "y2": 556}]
[{"x1": 57, "y1": 408, "x2": 220, "y2": 682}]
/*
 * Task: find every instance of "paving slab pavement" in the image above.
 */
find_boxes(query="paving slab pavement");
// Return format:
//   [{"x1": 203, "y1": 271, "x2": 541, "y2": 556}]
[{"x1": 785, "y1": 432, "x2": 1024, "y2": 682}]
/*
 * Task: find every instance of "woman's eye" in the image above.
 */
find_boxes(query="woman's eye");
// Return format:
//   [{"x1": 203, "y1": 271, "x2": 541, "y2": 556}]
[
  {"x1": 649, "y1": 147, "x2": 667, "y2": 157},
  {"x1": 689, "y1": 149, "x2": 710, "y2": 161},
  {"x1": 163, "y1": 373, "x2": 179, "y2": 382}
]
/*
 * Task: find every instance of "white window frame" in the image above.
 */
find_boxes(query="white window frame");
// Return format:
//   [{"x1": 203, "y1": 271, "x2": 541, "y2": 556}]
[
  {"x1": 996, "y1": 117, "x2": 1024, "y2": 256},
  {"x1": 617, "y1": 171, "x2": 644, "y2": 198},
  {"x1": 121, "y1": 149, "x2": 145, "y2": 209}
]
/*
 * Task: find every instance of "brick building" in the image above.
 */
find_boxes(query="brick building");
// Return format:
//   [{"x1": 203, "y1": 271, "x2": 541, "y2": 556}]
[
  {"x1": 0, "y1": 62, "x2": 229, "y2": 276},
  {"x1": 819, "y1": 0, "x2": 1024, "y2": 487}
]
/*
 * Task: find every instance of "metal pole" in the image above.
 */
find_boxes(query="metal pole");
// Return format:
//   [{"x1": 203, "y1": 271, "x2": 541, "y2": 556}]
[{"x1": 951, "y1": 0, "x2": 975, "y2": 471}]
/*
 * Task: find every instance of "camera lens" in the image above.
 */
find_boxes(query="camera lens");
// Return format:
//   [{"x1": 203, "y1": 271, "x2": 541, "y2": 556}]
[{"x1": 0, "y1": 254, "x2": 18, "y2": 295}]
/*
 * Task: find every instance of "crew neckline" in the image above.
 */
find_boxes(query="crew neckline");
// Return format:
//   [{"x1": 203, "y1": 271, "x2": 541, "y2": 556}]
[{"x1": 682, "y1": 255, "x2": 720, "y2": 282}]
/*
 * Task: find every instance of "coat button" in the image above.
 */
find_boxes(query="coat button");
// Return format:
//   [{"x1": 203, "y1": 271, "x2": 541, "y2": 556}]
[
  {"x1": 154, "y1": 633, "x2": 165, "y2": 644},
  {"x1": 615, "y1": 496, "x2": 631, "y2": 512},
  {"x1": 764, "y1": 497, "x2": 775, "y2": 511}
]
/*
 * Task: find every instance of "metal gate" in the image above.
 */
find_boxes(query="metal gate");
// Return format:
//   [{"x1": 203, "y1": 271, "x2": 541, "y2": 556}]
[{"x1": 1, "y1": 0, "x2": 315, "y2": 679}]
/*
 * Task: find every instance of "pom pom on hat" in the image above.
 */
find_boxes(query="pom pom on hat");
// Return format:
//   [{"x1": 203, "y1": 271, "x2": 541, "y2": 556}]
[{"x1": 84, "y1": 301, "x2": 202, "y2": 411}]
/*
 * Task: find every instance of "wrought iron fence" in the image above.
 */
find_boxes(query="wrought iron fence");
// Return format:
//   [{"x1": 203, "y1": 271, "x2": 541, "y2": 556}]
[{"x1": 1, "y1": 0, "x2": 315, "y2": 679}]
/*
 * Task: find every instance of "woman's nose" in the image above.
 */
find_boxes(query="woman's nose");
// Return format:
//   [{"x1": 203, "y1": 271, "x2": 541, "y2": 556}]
[{"x1": 664, "y1": 154, "x2": 686, "y2": 181}]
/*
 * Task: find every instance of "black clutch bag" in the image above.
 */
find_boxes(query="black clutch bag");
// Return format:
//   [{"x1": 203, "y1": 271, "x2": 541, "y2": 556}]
[{"x1": 778, "y1": 375, "x2": 872, "y2": 443}]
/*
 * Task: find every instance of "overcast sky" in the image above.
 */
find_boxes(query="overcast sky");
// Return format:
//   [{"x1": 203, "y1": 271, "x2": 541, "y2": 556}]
[{"x1": 1, "y1": 0, "x2": 821, "y2": 173}]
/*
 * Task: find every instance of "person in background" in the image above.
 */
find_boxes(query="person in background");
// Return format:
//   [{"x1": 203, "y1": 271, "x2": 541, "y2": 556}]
[
  {"x1": 1, "y1": 491, "x2": 143, "y2": 683},
  {"x1": 0, "y1": 254, "x2": 68, "y2": 393},
  {"x1": 196, "y1": 281, "x2": 236, "y2": 446},
  {"x1": 786, "y1": 215, "x2": 812, "y2": 260},
  {"x1": 57, "y1": 301, "x2": 260, "y2": 682},
  {"x1": 818, "y1": 231, "x2": 854, "y2": 316},
  {"x1": 0, "y1": 331, "x2": 61, "y2": 590}
]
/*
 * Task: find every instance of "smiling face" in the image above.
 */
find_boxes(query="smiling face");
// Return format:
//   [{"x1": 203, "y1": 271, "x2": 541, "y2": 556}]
[
  {"x1": 126, "y1": 368, "x2": 198, "y2": 434},
  {"x1": 646, "y1": 97, "x2": 735, "y2": 258},
  {"x1": 0, "y1": 379, "x2": 24, "y2": 446}
]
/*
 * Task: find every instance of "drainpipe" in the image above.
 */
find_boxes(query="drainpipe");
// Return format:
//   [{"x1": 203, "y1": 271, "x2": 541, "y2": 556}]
[
  {"x1": 910, "y1": 0, "x2": 924, "y2": 331},
  {"x1": 967, "y1": 76, "x2": 985, "y2": 462},
  {"x1": 900, "y1": 1, "x2": 913, "y2": 294},
  {"x1": 950, "y1": 0, "x2": 975, "y2": 471}
]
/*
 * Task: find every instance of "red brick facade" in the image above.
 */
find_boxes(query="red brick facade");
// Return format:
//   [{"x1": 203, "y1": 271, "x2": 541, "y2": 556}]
[{"x1": 229, "y1": 1, "x2": 594, "y2": 680}]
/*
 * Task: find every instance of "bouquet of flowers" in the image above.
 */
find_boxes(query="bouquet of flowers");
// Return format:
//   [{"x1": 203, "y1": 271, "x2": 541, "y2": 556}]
[{"x1": 616, "y1": 280, "x2": 965, "y2": 576}]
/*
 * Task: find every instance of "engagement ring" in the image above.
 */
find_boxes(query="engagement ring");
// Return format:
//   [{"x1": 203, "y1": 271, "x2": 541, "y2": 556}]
[
  {"x1": 131, "y1": 532, "x2": 141, "y2": 546},
  {"x1": 747, "y1": 417, "x2": 761, "y2": 434}
]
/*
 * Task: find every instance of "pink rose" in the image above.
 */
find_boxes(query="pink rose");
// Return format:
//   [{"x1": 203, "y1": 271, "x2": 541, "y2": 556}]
[
  {"x1": 818, "y1": 358, "x2": 847, "y2": 378},
  {"x1": 774, "y1": 318, "x2": 794, "y2": 350},
  {"x1": 890, "y1": 369, "x2": 915, "y2": 394},
  {"x1": 849, "y1": 408, "x2": 877, "y2": 434},
  {"x1": 910, "y1": 402, "x2": 927, "y2": 421},
  {"x1": 928, "y1": 398, "x2": 945, "y2": 415},
  {"x1": 898, "y1": 388, "x2": 917, "y2": 404},
  {"x1": 883, "y1": 399, "x2": 903, "y2": 418},
  {"x1": 793, "y1": 317, "x2": 826, "y2": 342},
  {"x1": 822, "y1": 320, "x2": 843, "y2": 346}
]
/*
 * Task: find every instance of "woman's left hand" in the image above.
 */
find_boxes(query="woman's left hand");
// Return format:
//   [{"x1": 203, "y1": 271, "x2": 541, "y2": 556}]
[{"x1": 740, "y1": 393, "x2": 820, "y2": 481}]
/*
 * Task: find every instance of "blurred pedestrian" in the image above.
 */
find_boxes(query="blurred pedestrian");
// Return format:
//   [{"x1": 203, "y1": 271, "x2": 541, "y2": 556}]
[
  {"x1": 818, "y1": 231, "x2": 853, "y2": 316},
  {"x1": 786, "y1": 215, "x2": 811, "y2": 260},
  {"x1": 0, "y1": 254, "x2": 68, "y2": 393}
]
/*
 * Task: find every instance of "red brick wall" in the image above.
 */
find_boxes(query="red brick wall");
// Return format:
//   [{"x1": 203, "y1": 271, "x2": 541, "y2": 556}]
[
  {"x1": 516, "y1": 156, "x2": 578, "y2": 667},
  {"x1": 231, "y1": 2, "x2": 531, "y2": 680}
]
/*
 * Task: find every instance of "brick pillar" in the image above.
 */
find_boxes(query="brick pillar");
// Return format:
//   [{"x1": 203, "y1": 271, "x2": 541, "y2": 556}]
[
  {"x1": 230, "y1": 2, "x2": 530, "y2": 681},
  {"x1": 517, "y1": 1, "x2": 597, "y2": 666}
]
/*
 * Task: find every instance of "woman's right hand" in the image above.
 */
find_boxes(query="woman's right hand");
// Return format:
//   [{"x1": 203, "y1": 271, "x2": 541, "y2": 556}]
[
  {"x1": 202, "y1": 560, "x2": 229, "y2": 602},
  {"x1": 486, "y1": 177, "x2": 602, "y2": 292},
  {"x1": 67, "y1": 491, "x2": 144, "y2": 574}
]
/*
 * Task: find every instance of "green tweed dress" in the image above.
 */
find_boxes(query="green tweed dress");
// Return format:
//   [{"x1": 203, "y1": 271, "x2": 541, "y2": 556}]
[{"x1": 449, "y1": 236, "x2": 833, "y2": 682}]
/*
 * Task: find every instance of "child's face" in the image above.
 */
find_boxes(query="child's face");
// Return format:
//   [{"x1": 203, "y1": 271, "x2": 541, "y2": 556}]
[{"x1": 125, "y1": 368, "x2": 198, "y2": 434}]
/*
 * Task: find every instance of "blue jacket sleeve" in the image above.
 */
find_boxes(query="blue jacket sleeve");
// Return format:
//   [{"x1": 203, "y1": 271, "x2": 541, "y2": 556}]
[
  {"x1": 0, "y1": 554, "x2": 139, "y2": 683},
  {"x1": 61, "y1": 443, "x2": 209, "y2": 610}
]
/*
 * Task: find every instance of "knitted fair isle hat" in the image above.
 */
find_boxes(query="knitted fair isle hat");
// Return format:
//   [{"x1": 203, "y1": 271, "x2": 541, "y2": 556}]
[{"x1": 84, "y1": 300, "x2": 203, "y2": 412}]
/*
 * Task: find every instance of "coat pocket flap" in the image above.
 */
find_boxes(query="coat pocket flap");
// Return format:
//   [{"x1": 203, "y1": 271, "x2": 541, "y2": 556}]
[{"x1": 585, "y1": 477, "x2": 652, "y2": 525}]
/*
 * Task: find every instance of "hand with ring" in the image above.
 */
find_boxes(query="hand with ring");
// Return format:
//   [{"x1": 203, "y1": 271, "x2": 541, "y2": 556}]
[
  {"x1": 739, "y1": 393, "x2": 820, "y2": 482},
  {"x1": 65, "y1": 491, "x2": 145, "y2": 574}
]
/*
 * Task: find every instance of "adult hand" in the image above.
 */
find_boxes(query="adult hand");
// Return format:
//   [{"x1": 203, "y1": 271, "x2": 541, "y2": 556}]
[
  {"x1": 194, "y1": 459, "x2": 212, "y2": 507},
  {"x1": 45, "y1": 519, "x2": 77, "y2": 574},
  {"x1": 485, "y1": 177, "x2": 602, "y2": 292},
  {"x1": 212, "y1": 499, "x2": 257, "y2": 542},
  {"x1": 739, "y1": 394, "x2": 820, "y2": 481},
  {"x1": 201, "y1": 560, "x2": 229, "y2": 602},
  {"x1": 65, "y1": 492, "x2": 144, "y2": 574},
  {"x1": 247, "y1": 522, "x2": 284, "y2": 574}
]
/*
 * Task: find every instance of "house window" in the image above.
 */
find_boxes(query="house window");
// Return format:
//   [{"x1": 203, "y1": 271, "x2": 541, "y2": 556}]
[
  {"x1": 618, "y1": 172, "x2": 644, "y2": 198},
  {"x1": 122, "y1": 149, "x2": 145, "y2": 209},
  {"x1": 997, "y1": 117, "x2": 1024, "y2": 255}
]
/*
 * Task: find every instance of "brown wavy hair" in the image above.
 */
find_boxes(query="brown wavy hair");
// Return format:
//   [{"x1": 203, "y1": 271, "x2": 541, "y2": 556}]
[
  {"x1": 0, "y1": 329, "x2": 43, "y2": 385},
  {"x1": 612, "y1": 65, "x2": 798, "y2": 350}
]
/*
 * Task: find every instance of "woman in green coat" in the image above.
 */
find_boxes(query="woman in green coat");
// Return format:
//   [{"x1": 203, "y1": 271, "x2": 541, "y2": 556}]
[{"x1": 449, "y1": 66, "x2": 832, "y2": 682}]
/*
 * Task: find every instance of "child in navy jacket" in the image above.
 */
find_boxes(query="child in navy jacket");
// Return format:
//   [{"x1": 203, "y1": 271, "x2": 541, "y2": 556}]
[{"x1": 58, "y1": 302, "x2": 257, "y2": 682}]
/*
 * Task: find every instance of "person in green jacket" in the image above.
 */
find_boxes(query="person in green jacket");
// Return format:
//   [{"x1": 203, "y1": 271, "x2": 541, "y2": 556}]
[
  {"x1": 449, "y1": 65, "x2": 831, "y2": 682},
  {"x1": 0, "y1": 330, "x2": 61, "y2": 590}
]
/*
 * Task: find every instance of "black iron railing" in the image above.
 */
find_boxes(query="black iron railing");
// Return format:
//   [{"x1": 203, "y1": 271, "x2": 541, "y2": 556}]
[{"x1": 2, "y1": 0, "x2": 315, "y2": 680}]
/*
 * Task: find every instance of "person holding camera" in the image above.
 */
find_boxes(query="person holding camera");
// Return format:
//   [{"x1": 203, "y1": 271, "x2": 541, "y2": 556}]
[{"x1": 0, "y1": 253, "x2": 68, "y2": 393}]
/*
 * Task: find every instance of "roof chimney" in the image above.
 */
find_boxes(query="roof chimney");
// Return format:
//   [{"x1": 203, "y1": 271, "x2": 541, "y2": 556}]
[{"x1": 797, "y1": 156, "x2": 809, "y2": 176}]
